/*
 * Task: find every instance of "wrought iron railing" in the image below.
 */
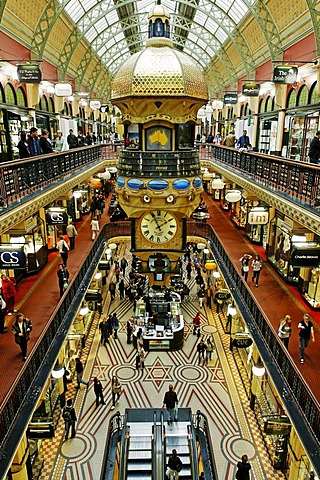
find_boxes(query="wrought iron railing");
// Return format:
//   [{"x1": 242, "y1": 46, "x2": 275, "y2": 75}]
[
  {"x1": 0, "y1": 145, "x2": 115, "y2": 210},
  {"x1": 187, "y1": 221, "x2": 320, "y2": 470},
  {"x1": 211, "y1": 145, "x2": 320, "y2": 207},
  {"x1": 118, "y1": 149, "x2": 201, "y2": 177}
]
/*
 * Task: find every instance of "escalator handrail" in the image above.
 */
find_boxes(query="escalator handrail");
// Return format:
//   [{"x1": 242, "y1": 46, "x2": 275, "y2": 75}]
[
  {"x1": 193, "y1": 410, "x2": 219, "y2": 480},
  {"x1": 100, "y1": 412, "x2": 123, "y2": 480},
  {"x1": 152, "y1": 410, "x2": 157, "y2": 480},
  {"x1": 187, "y1": 423, "x2": 199, "y2": 479},
  {"x1": 118, "y1": 423, "x2": 130, "y2": 480},
  {"x1": 160, "y1": 409, "x2": 166, "y2": 480}
]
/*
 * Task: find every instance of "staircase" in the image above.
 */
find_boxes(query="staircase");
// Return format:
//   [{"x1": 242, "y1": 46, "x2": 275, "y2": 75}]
[{"x1": 126, "y1": 422, "x2": 153, "y2": 479}]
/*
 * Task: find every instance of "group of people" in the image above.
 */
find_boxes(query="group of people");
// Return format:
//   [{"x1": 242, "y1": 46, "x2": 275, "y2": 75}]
[
  {"x1": 278, "y1": 312, "x2": 315, "y2": 362},
  {"x1": 239, "y1": 254, "x2": 263, "y2": 287},
  {"x1": 198, "y1": 130, "x2": 252, "y2": 150}
]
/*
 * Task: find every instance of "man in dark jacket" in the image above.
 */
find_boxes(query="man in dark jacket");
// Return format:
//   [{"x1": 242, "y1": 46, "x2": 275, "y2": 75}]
[
  {"x1": 62, "y1": 399, "x2": 77, "y2": 440},
  {"x1": 93, "y1": 377, "x2": 105, "y2": 407},
  {"x1": 163, "y1": 384, "x2": 178, "y2": 424},
  {"x1": 236, "y1": 454, "x2": 251, "y2": 479},
  {"x1": 28, "y1": 127, "x2": 43, "y2": 156},
  {"x1": 12, "y1": 313, "x2": 32, "y2": 361},
  {"x1": 308, "y1": 131, "x2": 320, "y2": 164},
  {"x1": 57, "y1": 263, "x2": 70, "y2": 298},
  {"x1": 39, "y1": 130, "x2": 54, "y2": 154},
  {"x1": 167, "y1": 449, "x2": 183, "y2": 478},
  {"x1": 67, "y1": 129, "x2": 77, "y2": 149}
]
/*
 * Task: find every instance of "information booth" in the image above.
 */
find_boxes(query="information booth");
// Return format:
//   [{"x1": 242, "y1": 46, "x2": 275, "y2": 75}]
[{"x1": 132, "y1": 291, "x2": 184, "y2": 351}]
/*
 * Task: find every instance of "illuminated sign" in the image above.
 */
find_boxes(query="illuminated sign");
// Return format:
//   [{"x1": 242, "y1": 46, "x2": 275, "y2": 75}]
[
  {"x1": 273, "y1": 66, "x2": 298, "y2": 84},
  {"x1": 291, "y1": 249, "x2": 320, "y2": 267},
  {"x1": 224, "y1": 94, "x2": 238, "y2": 105},
  {"x1": 17, "y1": 65, "x2": 42, "y2": 83},
  {"x1": 45, "y1": 211, "x2": 68, "y2": 225},
  {"x1": 242, "y1": 83, "x2": 260, "y2": 96},
  {"x1": 0, "y1": 250, "x2": 26, "y2": 269},
  {"x1": 248, "y1": 211, "x2": 269, "y2": 225}
]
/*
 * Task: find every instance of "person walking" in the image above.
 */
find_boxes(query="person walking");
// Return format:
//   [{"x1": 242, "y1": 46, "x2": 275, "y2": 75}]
[
  {"x1": 138, "y1": 346, "x2": 146, "y2": 370},
  {"x1": 163, "y1": 384, "x2": 178, "y2": 424},
  {"x1": 111, "y1": 374, "x2": 122, "y2": 410},
  {"x1": 39, "y1": 129, "x2": 54, "y2": 154},
  {"x1": 126, "y1": 317, "x2": 133, "y2": 344},
  {"x1": 62, "y1": 399, "x2": 77, "y2": 440},
  {"x1": 57, "y1": 235, "x2": 69, "y2": 266},
  {"x1": 118, "y1": 278, "x2": 125, "y2": 300},
  {"x1": 197, "y1": 284, "x2": 205, "y2": 308},
  {"x1": 93, "y1": 377, "x2": 105, "y2": 407},
  {"x1": 206, "y1": 338, "x2": 214, "y2": 364},
  {"x1": 75, "y1": 357, "x2": 89, "y2": 388},
  {"x1": 235, "y1": 454, "x2": 251, "y2": 479},
  {"x1": 112, "y1": 313, "x2": 119, "y2": 339},
  {"x1": 205, "y1": 285, "x2": 213, "y2": 309},
  {"x1": 298, "y1": 313, "x2": 315, "y2": 364},
  {"x1": 186, "y1": 260, "x2": 192, "y2": 280},
  {"x1": 109, "y1": 280, "x2": 116, "y2": 302},
  {"x1": 278, "y1": 315, "x2": 292, "y2": 349},
  {"x1": 12, "y1": 312, "x2": 32, "y2": 361},
  {"x1": 167, "y1": 449, "x2": 183, "y2": 479},
  {"x1": 193, "y1": 311, "x2": 201, "y2": 336},
  {"x1": 66, "y1": 222, "x2": 78, "y2": 250},
  {"x1": 308, "y1": 130, "x2": 320, "y2": 165},
  {"x1": 251, "y1": 255, "x2": 262, "y2": 287},
  {"x1": 55, "y1": 130, "x2": 67, "y2": 152},
  {"x1": 0, "y1": 291, "x2": 6, "y2": 333},
  {"x1": 99, "y1": 317, "x2": 110, "y2": 346},
  {"x1": 1, "y1": 274, "x2": 16, "y2": 315},
  {"x1": 239, "y1": 254, "x2": 251, "y2": 282},
  {"x1": 197, "y1": 339, "x2": 206, "y2": 366},
  {"x1": 106, "y1": 314, "x2": 113, "y2": 339},
  {"x1": 57, "y1": 263, "x2": 70, "y2": 298},
  {"x1": 120, "y1": 257, "x2": 128, "y2": 276},
  {"x1": 91, "y1": 216, "x2": 100, "y2": 241}
]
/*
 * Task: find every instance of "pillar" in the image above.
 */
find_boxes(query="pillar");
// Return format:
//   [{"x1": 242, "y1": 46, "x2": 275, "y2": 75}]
[
  {"x1": 275, "y1": 110, "x2": 286, "y2": 156},
  {"x1": 249, "y1": 97, "x2": 259, "y2": 149},
  {"x1": 10, "y1": 435, "x2": 31, "y2": 480}
]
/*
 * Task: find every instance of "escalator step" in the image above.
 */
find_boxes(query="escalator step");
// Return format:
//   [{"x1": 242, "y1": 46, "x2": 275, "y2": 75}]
[
  {"x1": 128, "y1": 450, "x2": 152, "y2": 459},
  {"x1": 127, "y1": 474, "x2": 152, "y2": 479}
]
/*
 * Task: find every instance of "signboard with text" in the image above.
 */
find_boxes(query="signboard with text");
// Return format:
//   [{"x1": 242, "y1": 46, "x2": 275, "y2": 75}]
[
  {"x1": 273, "y1": 66, "x2": 298, "y2": 84},
  {"x1": 224, "y1": 94, "x2": 238, "y2": 105},
  {"x1": 17, "y1": 65, "x2": 42, "y2": 83},
  {"x1": 0, "y1": 250, "x2": 26, "y2": 269},
  {"x1": 290, "y1": 248, "x2": 320, "y2": 267},
  {"x1": 27, "y1": 421, "x2": 54, "y2": 439},
  {"x1": 248, "y1": 211, "x2": 269, "y2": 225},
  {"x1": 264, "y1": 417, "x2": 291, "y2": 436},
  {"x1": 232, "y1": 337, "x2": 253, "y2": 349},
  {"x1": 242, "y1": 83, "x2": 260, "y2": 96},
  {"x1": 45, "y1": 211, "x2": 68, "y2": 225}
]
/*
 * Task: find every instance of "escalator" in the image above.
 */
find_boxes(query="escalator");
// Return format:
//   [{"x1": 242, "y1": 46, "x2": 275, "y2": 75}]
[{"x1": 126, "y1": 421, "x2": 153, "y2": 479}]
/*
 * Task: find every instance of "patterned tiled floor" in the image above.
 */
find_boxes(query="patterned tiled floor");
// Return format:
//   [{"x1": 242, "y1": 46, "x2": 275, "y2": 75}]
[{"x1": 37, "y1": 276, "x2": 285, "y2": 480}]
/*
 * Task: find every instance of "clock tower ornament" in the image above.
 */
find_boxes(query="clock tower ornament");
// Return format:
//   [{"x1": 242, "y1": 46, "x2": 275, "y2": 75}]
[{"x1": 111, "y1": 0, "x2": 208, "y2": 284}]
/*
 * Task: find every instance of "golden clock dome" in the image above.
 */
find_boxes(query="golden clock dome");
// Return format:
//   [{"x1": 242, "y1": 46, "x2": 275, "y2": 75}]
[{"x1": 111, "y1": 46, "x2": 207, "y2": 100}]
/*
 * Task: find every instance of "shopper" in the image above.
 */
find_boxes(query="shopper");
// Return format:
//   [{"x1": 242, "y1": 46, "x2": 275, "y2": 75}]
[
  {"x1": 109, "y1": 280, "x2": 116, "y2": 302},
  {"x1": 197, "y1": 285, "x2": 205, "y2": 308},
  {"x1": 67, "y1": 129, "x2": 77, "y2": 149},
  {"x1": 239, "y1": 254, "x2": 251, "y2": 281},
  {"x1": 111, "y1": 374, "x2": 122, "y2": 410},
  {"x1": 236, "y1": 130, "x2": 251, "y2": 149},
  {"x1": 57, "y1": 235, "x2": 69, "y2": 266},
  {"x1": 167, "y1": 449, "x2": 183, "y2": 479},
  {"x1": 138, "y1": 346, "x2": 146, "y2": 370},
  {"x1": 112, "y1": 313, "x2": 119, "y2": 339},
  {"x1": 126, "y1": 317, "x2": 133, "y2": 344},
  {"x1": 99, "y1": 317, "x2": 110, "y2": 346},
  {"x1": 235, "y1": 454, "x2": 251, "y2": 479},
  {"x1": 193, "y1": 312, "x2": 201, "y2": 336},
  {"x1": 298, "y1": 313, "x2": 315, "y2": 364},
  {"x1": 278, "y1": 315, "x2": 292, "y2": 349},
  {"x1": 163, "y1": 384, "x2": 178, "y2": 424},
  {"x1": 308, "y1": 131, "x2": 320, "y2": 165},
  {"x1": 91, "y1": 216, "x2": 100, "y2": 241},
  {"x1": 18, "y1": 132, "x2": 30, "y2": 158},
  {"x1": 66, "y1": 222, "x2": 78, "y2": 250},
  {"x1": 251, "y1": 255, "x2": 262, "y2": 287},
  {"x1": 62, "y1": 399, "x2": 77, "y2": 440},
  {"x1": 197, "y1": 339, "x2": 206, "y2": 365},
  {"x1": 93, "y1": 377, "x2": 105, "y2": 407},
  {"x1": 1, "y1": 274, "x2": 16, "y2": 315},
  {"x1": 118, "y1": 278, "x2": 125, "y2": 300},
  {"x1": 12, "y1": 312, "x2": 32, "y2": 361},
  {"x1": 206, "y1": 338, "x2": 214, "y2": 364},
  {"x1": 28, "y1": 127, "x2": 43, "y2": 156},
  {"x1": 224, "y1": 130, "x2": 236, "y2": 147},
  {"x1": 57, "y1": 263, "x2": 70, "y2": 298},
  {"x1": 120, "y1": 257, "x2": 128, "y2": 275},
  {"x1": 55, "y1": 130, "x2": 67, "y2": 152},
  {"x1": 39, "y1": 129, "x2": 54, "y2": 154},
  {"x1": 75, "y1": 357, "x2": 89, "y2": 388}
]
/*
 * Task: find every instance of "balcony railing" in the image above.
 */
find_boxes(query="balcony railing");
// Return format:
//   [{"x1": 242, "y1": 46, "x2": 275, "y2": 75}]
[
  {"x1": 0, "y1": 145, "x2": 116, "y2": 211},
  {"x1": 118, "y1": 149, "x2": 201, "y2": 177},
  {"x1": 211, "y1": 145, "x2": 320, "y2": 208}
]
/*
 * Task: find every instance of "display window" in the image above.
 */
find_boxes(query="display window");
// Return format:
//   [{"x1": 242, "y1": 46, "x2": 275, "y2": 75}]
[
  {"x1": 245, "y1": 204, "x2": 269, "y2": 246},
  {"x1": 286, "y1": 113, "x2": 320, "y2": 162}
]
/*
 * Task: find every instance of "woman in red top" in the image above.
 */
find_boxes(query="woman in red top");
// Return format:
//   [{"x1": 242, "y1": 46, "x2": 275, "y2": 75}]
[
  {"x1": 193, "y1": 312, "x2": 201, "y2": 335},
  {"x1": 1, "y1": 275, "x2": 16, "y2": 315}
]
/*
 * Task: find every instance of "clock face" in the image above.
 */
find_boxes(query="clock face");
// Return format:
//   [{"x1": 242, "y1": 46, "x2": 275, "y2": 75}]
[{"x1": 140, "y1": 211, "x2": 177, "y2": 244}]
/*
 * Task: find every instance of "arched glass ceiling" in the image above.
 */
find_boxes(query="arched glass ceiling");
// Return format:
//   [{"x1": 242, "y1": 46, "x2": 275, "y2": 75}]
[{"x1": 58, "y1": 0, "x2": 253, "y2": 75}]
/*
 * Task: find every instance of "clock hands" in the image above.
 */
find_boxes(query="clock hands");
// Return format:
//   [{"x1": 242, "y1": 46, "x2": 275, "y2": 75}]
[{"x1": 150, "y1": 212, "x2": 162, "y2": 231}]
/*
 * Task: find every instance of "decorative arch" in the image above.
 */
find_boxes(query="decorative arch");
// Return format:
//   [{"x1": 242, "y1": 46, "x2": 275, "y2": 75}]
[
  {"x1": 309, "y1": 82, "x2": 319, "y2": 104},
  {"x1": 48, "y1": 97, "x2": 55, "y2": 113},
  {"x1": 297, "y1": 84, "x2": 309, "y2": 106},
  {"x1": 39, "y1": 95, "x2": 49, "y2": 111},
  {"x1": 287, "y1": 88, "x2": 297, "y2": 108},
  {"x1": 4, "y1": 83, "x2": 17, "y2": 105},
  {"x1": 16, "y1": 87, "x2": 27, "y2": 107},
  {"x1": 259, "y1": 98, "x2": 265, "y2": 113}
]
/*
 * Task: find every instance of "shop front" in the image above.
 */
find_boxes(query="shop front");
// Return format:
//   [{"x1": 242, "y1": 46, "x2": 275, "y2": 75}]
[
  {"x1": 45, "y1": 207, "x2": 69, "y2": 250},
  {"x1": 285, "y1": 108, "x2": 320, "y2": 162},
  {"x1": 245, "y1": 204, "x2": 269, "y2": 246}
]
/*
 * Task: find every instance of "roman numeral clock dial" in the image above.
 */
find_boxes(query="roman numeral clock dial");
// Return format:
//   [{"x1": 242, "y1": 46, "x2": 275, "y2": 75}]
[{"x1": 140, "y1": 211, "x2": 177, "y2": 244}]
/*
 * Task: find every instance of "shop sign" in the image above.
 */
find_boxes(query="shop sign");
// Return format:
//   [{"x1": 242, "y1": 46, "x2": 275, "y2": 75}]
[
  {"x1": 264, "y1": 417, "x2": 291, "y2": 436},
  {"x1": 215, "y1": 290, "x2": 231, "y2": 301},
  {"x1": 100, "y1": 105, "x2": 109, "y2": 113},
  {"x1": 54, "y1": 83, "x2": 72, "y2": 97},
  {"x1": 90, "y1": 100, "x2": 101, "y2": 110},
  {"x1": 232, "y1": 337, "x2": 253, "y2": 348},
  {"x1": 224, "y1": 94, "x2": 238, "y2": 105},
  {"x1": 45, "y1": 211, "x2": 68, "y2": 225},
  {"x1": 242, "y1": 83, "x2": 260, "y2": 96},
  {"x1": 27, "y1": 421, "x2": 54, "y2": 439},
  {"x1": 273, "y1": 66, "x2": 298, "y2": 84},
  {"x1": 248, "y1": 211, "x2": 269, "y2": 225},
  {"x1": 291, "y1": 249, "x2": 320, "y2": 267},
  {"x1": 17, "y1": 65, "x2": 42, "y2": 83},
  {"x1": 0, "y1": 250, "x2": 26, "y2": 269}
]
